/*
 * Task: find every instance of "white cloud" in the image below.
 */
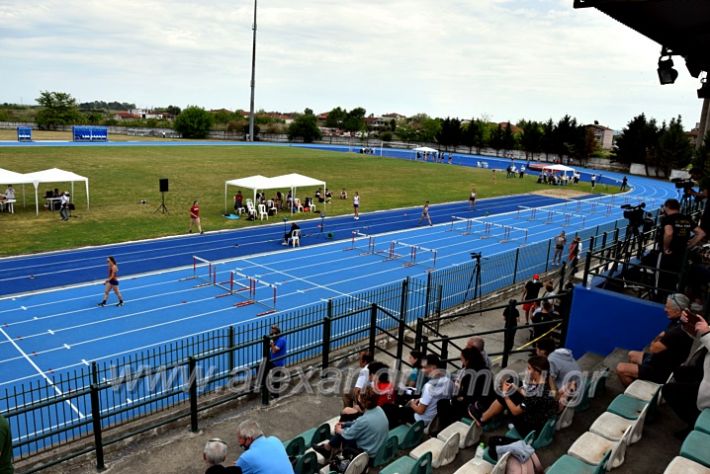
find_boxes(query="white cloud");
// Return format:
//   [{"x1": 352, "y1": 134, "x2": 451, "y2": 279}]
[{"x1": 0, "y1": 0, "x2": 702, "y2": 129}]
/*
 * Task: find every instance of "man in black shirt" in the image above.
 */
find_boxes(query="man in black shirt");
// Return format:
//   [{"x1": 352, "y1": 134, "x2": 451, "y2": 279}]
[
  {"x1": 655, "y1": 199, "x2": 693, "y2": 297},
  {"x1": 521, "y1": 274, "x2": 542, "y2": 324}
]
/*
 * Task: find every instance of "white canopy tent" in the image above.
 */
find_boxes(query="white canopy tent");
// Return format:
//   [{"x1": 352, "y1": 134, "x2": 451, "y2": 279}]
[
  {"x1": 224, "y1": 173, "x2": 326, "y2": 214},
  {"x1": 413, "y1": 146, "x2": 438, "y2": 153},
  {"x1": 22, "y1": 168, "x2": 90, "y2": 215},
  {"x1": 542, "y1": 164, "x2": 576, "y2": 174},
  {"x1": 0, "y1": 168, "x2": 35, "y2": 209}
]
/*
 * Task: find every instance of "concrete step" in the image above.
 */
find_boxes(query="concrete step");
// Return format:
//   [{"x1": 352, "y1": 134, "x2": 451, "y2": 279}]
[{"x1": 576, "y1": 351, "x2": 605, "y2": 373}]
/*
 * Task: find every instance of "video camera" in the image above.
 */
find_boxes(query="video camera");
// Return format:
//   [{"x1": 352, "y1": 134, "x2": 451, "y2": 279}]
[
  {"x1": 620, "y1": 202, "x2": 646, "y2": 226},
  {"x1": 470, "y1": 252, "x2": 482, "y2": 259},
  {"x1": 672, "y1": 178, "x2": 695, "y2": 190}
]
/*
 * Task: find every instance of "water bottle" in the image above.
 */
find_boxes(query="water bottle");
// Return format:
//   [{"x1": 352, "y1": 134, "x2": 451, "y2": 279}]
[{"x1": 474, "y1": 442, "x2": 486, "y2": 461}]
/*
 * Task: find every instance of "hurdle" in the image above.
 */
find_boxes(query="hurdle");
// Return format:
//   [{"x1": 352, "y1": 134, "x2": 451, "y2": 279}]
[
  {"x1": 346, "y1": 230, "x2": 375, "y2": 255},
  {"x1": 232, "y1": 271, "x2": 278, "y2": 312},
  {"x1": 471, "y1": 219, "x2": 528, "y2": 243},
  {"x1": 183, "y1": 256, "x2": 214, "y2": 287},
  {"x1": 516, "y1": 207, "x2": 537, "y2": 221},
  {"x1": 519, "y1": 206, "x2": 585, "y2": 228},
  {"x1": 384, "y1": 241, "x2": 438, "y2": 268},
  {"x1": 448, "y1": 216, "x2": 473, "y2": 235}
]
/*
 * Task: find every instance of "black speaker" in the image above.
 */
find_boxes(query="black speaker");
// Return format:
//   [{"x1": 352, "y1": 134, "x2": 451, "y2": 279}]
[{"x1": 159, "y1": 178, "x2": 169, "y2": 193}]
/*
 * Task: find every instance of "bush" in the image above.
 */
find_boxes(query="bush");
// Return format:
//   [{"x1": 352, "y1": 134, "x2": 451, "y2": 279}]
[{"x1": 174, "y1": 106, "x2": 214, "y2": 139}]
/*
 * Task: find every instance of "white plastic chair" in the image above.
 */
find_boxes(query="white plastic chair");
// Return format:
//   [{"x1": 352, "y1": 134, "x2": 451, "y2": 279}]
[
  {"x1": 624, "y1": 378, "x2": 664, "y2": 405},
  {"x1": 567, "y1": 424, "x2": 633, "y2": 470},
  {"x1": 258, "y1": 203, "x2": 268, "y2": 221},
  {"x1": 662, "y1": 455, "x2": 710, "y2": 474},
  {"x1": 409, "y1": 431, "x2": 459, "y2": 468},
  {"x1": 438, "y1": 420, "x2": 482, "y2": 448},
  {"x1": 590, "y1": 398, "x2": 651, "y2": 445},
  {"x1": 246, "y1": 201, "x2": 256, "y2": 219},
  {"x1": 452, "y1": 451, "x2": 511, "y2": 474},
  {"x1": 294, "y1": 198, "x2": 304, "y2": 213},
  {"x1": 289, "y1": 229, "x2": 301, "y2": 247}
]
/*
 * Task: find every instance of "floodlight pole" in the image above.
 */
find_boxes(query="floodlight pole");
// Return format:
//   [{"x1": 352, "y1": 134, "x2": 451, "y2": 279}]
[{"x1": 248, "y1": 0, "x2": 258, "y2": 142}]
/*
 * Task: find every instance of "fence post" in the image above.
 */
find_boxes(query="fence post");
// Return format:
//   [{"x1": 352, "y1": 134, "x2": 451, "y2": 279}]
[
  {"x1": 423, "y1": 272, "x2": 432, "y2": 317},
  {"x1": 400, "y1": 277, "x2": 410, "y2": 322},
  {"x1": 227, "y1": 325, "x2": 235, "y2": 374},
  {"x1": 435, "y1": 285, "x2": 444, "y2": 333},
  {"x1": 441, "y1": 336, "x2": 449, "y2": 367},
  {"x1": 421, "y1": 335, "x2": 429, "y2": 355},
  {"x1": 91, "y1": 361, "x2": 99, "y2": 385},
  {"x1": 558, "y1": 264, "x2": 566, "y2": 291},
  {"x1": 545, "y1": 240, "x2": 551, "y2": 272},
  {"x1": 369, "y1": 304, "x2": 378, "y2": 356},
  {"x1": 188, "y1": 356, "x2": 199, "y2": 433},
  {"x1": 261, "y1": 336, "x2": 271, "y2": 405},
  {"x1": 415, "y1": 318, "x2": 423, "y2": 351},
  {"x1": 583, "y1": 250, "x2": 593, "y2": 288},
  {"x1": 322, "y1": 317, "x2": 331, "y2": 370},
  {"x1": 90, "y1": 383, "x2": 106, "y2": 471},
  {"x1": 512, "y1": 248, "x2": 520, "y2": 284}
]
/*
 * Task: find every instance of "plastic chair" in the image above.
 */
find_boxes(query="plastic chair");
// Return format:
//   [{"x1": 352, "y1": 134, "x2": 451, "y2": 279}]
[
  {"x1": 380, "y1": 452, "x2": 433, "y2": 474},
  {"x1": 342, "y1": 452, "x2": 370, "y2": 474},
  {"x1": 389, "y1": 420, "x2": 425, "y2": 450},
  {"x1": 298, "y1": 423, "x2": 331, "y2": 448},
  {"x1": 567, "y1": 424, "x2": 633, "y2": 470},
  {"x1": 258, "y1": 203, "x2": 268, "y2": 220},
  {"x1": 289, "y1": 229, "x2": 301, "y2": 247},
  {"x1": 556, "y1": 402, "x2": 575, "y2": 431},
  {"x1": 284, "y1": 436, "x2": 306, "y2": 457},
  {"x1": 606, "y1": 394, "x2": 648, "y2": 420},
  {"x1": 409, "y1": 431, "x2": 459, "y2": 468},
  {"x1": 437, "y1": 419, "x2": 482, "y2": 448},
  {"x1": 546, "y1": 450, "x2": 611, "y2": 474},
  {"x1": 680, "y1": 430, "x2": 710, "y2": 468},
  {"x1": 624, "y1": 379, "x2": 662, "y2": 403},
  {"x1": 663, "y1": 455, "x2": 710, "y2": 473},
  {"x1": 531, "y1": 417, "x2": 557, "y2": 450},
  {"x1": 294, "y1": 451, "x2": 319, "y2": 474},
  {"x1": 590, "y1": 398, "x2": 651, "y2": 445},
  {"x1": 694, "y1": 409, "x2": 710, "y2": 435}
]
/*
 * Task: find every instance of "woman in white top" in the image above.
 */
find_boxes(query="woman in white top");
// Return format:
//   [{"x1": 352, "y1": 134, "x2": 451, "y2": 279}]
[
  {"x1": 469, "y1": 188, "x2": 476, "y2": 209},
  {"x1": 353, "y1": 192, "x2": 360, "y2": 220}
]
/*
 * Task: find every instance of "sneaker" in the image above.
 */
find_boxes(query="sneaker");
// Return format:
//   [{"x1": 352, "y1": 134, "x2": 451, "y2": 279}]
[
  {"x1": 97, "y1": 301, "x2": 106, "y2": 307},
  {"x1": 282, "y1": 242, "x2": 288, "y2": 246},
  {"x1": 116, "y1": 301, "x2": 124, "y2": 307},
  {"x1": 200, "y1": 231, "x2": 204, "y2": 235}
]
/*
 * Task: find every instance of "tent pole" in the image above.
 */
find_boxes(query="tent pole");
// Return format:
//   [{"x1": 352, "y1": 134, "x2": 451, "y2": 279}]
[
  {"x1": 224, "y1": 183, "x2": 228, "y2": 214},
  {"x1": 33, "y1": 182, "x2": 39, "y2": 216},
  {"x1": 86, "y1": 179, "x2": 90, "y2": 209}
]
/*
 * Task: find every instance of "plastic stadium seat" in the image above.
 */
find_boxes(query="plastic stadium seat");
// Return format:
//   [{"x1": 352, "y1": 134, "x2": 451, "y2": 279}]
[
  {"x1": 590, "y1": 401, "x2": 650, "y2": 445},
  {"x1": 289, "y1": 229, "x2": 301, "y2": 247},
  {"x1": 606, "y1": 394, "x2": 648, "y2": 420},
  {"x1": 694, "y1": 409, "x2": 710, "y2": 436},
  {"x1": 530, "y1": 417, "x2": 557, "y2": 450},
  {"x1": 371, "y1": 435, "x2": 400, "y2": 467},
  {"x1": 299, "y1": 423, "x2": 332, "y2": 448},
  {"x1": 294, "y1": 451, "x2": 319, "y2": 474},
  {"x1": 452, "y1": 452, "x2": 512, "y2": 474},
  {"x1": 284, "y1": 436, "x2": 306, "y2": 457},
  {"x1": 258, "y1": 203, "x2": 268, "y2": 220},
  {"x1": 680, "y1": 430, "x2": 710, "y2": 468},
  {"x1": 409, "y1": 431, "x2": 460, "y2": 468},
  {"x1": 437, "y1": 419, "x2": 482, "y2": 448},
  {"x1": 341, "y1": 452, "x2": 370, "y2": 474},
  {"x1": 556, "y1": 400, "x2": 575, "y2": 431},
  {"x1": 380, "y1": 451, "x2": 433, "y2": 474},
  {"x1": 624, "y1": 379, "x2": 662, "y2": 403},
  {"x1": 662, "y1": 455, "x2": 710, "y2": 474},
  {"x1": 483, "y1": 431, "x2": 534, "y2": 465},
  {"x1": 325, "y1": 415, "x2": 341, "y2": 435},
  {"x1": 567, "y1": 425, "x2": 633, "y2": 470},
  {"x1": 546, "y1": 451, "x2": 611, "y2": 474},
  {"x1": 389, "y1": 421, "x2": 425, "y2": 450}
]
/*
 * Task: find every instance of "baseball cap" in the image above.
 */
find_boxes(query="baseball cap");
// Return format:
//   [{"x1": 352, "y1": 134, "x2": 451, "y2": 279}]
[{"x1": 533, "y1": 274, "x2": 539, "y2": 280}]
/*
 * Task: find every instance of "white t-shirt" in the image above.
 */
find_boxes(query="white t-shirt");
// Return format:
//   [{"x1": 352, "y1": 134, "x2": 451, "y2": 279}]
[
  {"x1": 4, "y1": 188, "x2": 15, "y2": 200},
  {"x1": 414, "y1": 375, "x2": 452, "y2": 425},
  {"x1": 354, "y1": 365, "x2": 369, "y2": 390},
  {"x1": 353, "y1": 195, "x2": 360, "y2": 206}
]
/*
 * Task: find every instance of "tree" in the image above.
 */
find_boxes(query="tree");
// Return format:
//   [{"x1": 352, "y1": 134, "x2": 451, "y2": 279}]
[
  {"x1": 343, "y1": 107, "x2": 367, "y2": 133},
  {"x1": 173, "y1": 106, "x2": 214, "y2": 138},
  {"x1": 692, "y1": 131, "x2": 710, "y2": 178},
  {"x1": 166, "y1": 105, "x2": 181, "y2": 117},
  {"x1": 519, "y1": 120, "x2": 543, "y2": 159},
  {"x1": 325, "y1": 107, "x2": 347, "y2": 128},
  {"x1": 501, "y1": 122, "x2": 516, "y2": 151},
  {"x1": 614, "y1": 114, "x2": 659, "y2": 176},
  {"x1": 288, "y1": 109, "x2": 322, "y2": 143},
  {"x1": 540, "y1": 119, "x2": 556, "y2": 160},
  {"x1": 488, "y1": 124, "x2": 505, "y2": 156},
  {"x1": 436, "y1": 117, "x2": 462, "y2": 151},
  {"x1": 656, "y1": 116, "x2": 693, "y2": 177},
  {"x1": 35, "y1": 91, "x2": 82, "y2": 130}
]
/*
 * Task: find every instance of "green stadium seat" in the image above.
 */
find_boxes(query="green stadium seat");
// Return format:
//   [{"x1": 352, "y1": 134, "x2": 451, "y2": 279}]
[
  {"x1": 379, "y1": 452, "x2": 433, "y2": 474},
  {"x1": 284, "y1": 436, "x2": 306, "y2": 457},
  {"x1": 567, "y1": 425, "x2": 633, "y2": 470},
  {"x1": 371, "y1": 435, "x2": 399, "y2": 467},
  {"x1": 389, "y1": 421, "x2": 425, "y2": 450},
  {"x1": 298, "y1": 423, "x2": 331, "y2": 448},
  {"x1": 294, "y1": 451, "x2": 319, "y2": 474},
  {"x1": 591, "y1": 400, "x2": 651, "y2": 445},
  {"x1": 546, "y1": 451, "x2": 611, "y2": 474},
  {"x1": 662, "y1": 455, "x2": 710, "y2": 474},
  {"x1": 606, "y1": 394, "x2": 647, "y2": 420},
  {"x1": 624, "y1": 379, "x2": 662, "y2": 403},
  {"x1": 531, "y1": 417, "x2": 557, "y2": 450},
  {"x1": 680, "y1": 430, "x2": 710, "y2": 468},
  {"x1": 694, "y1": 409, "x2": 710, "y2": 435}
]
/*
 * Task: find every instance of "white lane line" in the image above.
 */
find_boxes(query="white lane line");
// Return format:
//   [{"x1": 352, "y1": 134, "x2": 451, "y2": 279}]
[{"x1": 0, "y1": 326, "x2": 85, "y2": 419}]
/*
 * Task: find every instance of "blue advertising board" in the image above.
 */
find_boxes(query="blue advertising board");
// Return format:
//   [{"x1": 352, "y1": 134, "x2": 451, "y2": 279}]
[
  {"x1": 17, "y1": 127, "x2": 32, "y2": 141},
  {"x1": 72, "y1": 126, "x2": 108, "y2": 142}
]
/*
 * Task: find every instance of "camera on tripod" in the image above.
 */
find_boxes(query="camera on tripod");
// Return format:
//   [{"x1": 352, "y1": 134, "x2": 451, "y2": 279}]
[
  {"x1": 620, "y1": 202, "x2": 646, "y2": 227},
  {"x1": 470, "y1": 252, "x2": 482, "y2": 259},
  {"x1": 672, "y1": 178, "x2": 694, "y2": 190}
]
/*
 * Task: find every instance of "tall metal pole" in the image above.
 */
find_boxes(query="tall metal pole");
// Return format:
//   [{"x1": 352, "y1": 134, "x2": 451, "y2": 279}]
[{"x1": 248, "y1": 0, "x2": 258, "y2": 142}]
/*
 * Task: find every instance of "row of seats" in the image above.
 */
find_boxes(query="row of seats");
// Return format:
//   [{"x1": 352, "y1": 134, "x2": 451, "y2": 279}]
[{"x1": 664, "y1": 409, "x2": 710, "y2": 473}]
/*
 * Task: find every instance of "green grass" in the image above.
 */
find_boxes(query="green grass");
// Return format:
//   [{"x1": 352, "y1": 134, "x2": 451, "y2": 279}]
[{"x1": 0, "y1": 145, "x2": 612, "y2": 256}]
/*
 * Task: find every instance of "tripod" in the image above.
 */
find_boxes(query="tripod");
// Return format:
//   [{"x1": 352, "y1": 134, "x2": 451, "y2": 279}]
[
  {"x1": 463, "y1": 253, "x2": 483, "y2": 311},
  {"x1": 154, "y1": 192, "x2": 169, "y2": 214},
  {"x1": 603, "y1": 222, "x2": 645, "y2": 292}
]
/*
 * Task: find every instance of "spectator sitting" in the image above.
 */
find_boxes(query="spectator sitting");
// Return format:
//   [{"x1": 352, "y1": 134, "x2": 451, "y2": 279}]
[
  {"x1": 315, "y1": 189, "x2": 324, "y2": 203},
  {"x1": 282, "y1": 223, "x2": 300, "y2": 246},
  {"x1": 325, "y1": 189, "x2": 332, "y2": 203},
  {"x1": 616, "y1": 293, "x2": 693, "y2": 386},
  {"x1": 469, "y1": 356, "x2": 558, "y2": 438},
  {"x1": 266, "y1": 198, "x2": 277, "y2": 215},
  {"x1": 466, "y1": 336, "x2": 492, "y2": 368},
  {"x1": 234, "y1": 420, "x2": 293, "y2": 473},
  {"x1": 398, "y1": 354, "x2": 453, "y2": 427},
  {"x1": 367, "y1": 361, "x2": 395, "y2": 407},
  {"x1": 340, "y1": 188, "x2": 347, "y2": 200},
  {"x1": 536, "y1": 338, "x2": 582, "y2": 405},
  {"x1": 275, "y1": 191, "x2": 283, "y2": 209},
  {"x1": 437, "y1": 347, "x2": 494, "y2": 429},
  {"x1": 343, "y1": 352, "x2": 373, "y2": 408},
  {"x1": 402, "y1": 350, "x2": 425, "y2": 390},
  {"x1": 314, "y1": 387, "x2": 389, "y2": 462},
  {"x1": 303, "y1": 197, "x2": 313, "y2": 211},
  {"x1": 203, "y1": 438, "x2": 238, "y2": 473}
]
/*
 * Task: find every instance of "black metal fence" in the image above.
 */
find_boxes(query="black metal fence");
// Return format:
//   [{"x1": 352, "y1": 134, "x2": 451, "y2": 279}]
[{"x1": 4, "y1": 215, "x2": 633, "y2": 471}]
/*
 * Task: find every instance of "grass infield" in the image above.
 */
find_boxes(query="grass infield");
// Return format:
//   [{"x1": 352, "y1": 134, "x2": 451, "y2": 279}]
[{"x1": 0, "y1": 145, "x2": 609, "y2": 256}]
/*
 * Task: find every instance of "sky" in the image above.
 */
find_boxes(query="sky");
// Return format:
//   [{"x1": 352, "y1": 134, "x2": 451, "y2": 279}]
[{"x1": 0, "y1": 0, "x2": 704, "y2": 130}]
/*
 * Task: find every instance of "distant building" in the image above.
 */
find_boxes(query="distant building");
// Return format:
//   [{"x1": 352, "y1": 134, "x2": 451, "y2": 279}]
[
  {"x1": 113, "y1": 111, "x2": 141, "y2": 120},
  {"x1": 586, "y1": 122, "x2": 614, "y2": 150}
]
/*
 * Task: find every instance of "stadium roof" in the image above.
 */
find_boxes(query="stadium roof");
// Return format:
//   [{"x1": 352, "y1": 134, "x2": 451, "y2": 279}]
[{"x1": 573, "y1": 0, "x2": 710, "y2": 76}]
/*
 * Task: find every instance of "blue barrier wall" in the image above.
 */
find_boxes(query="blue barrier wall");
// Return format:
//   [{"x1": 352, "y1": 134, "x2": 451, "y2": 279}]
[
  {"x1": 566, "y1": 285, "x2": 668, "y2": 357},
  {"x1": 17, "y1": 127, "x2": 32, "y2": 141}
]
